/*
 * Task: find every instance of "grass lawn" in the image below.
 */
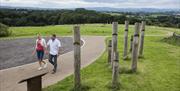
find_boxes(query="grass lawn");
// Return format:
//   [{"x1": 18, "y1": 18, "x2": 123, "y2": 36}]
[
  {"x1": 3, "y1": 24, "x2": 180, "y2": 91},
  {"x1": 30, "y1": 24, "x2": 179, "y2": 91},
  {"x1": 6, "y1": 24, "x2": 179, "y2": 38},
  {"x1": 43, "y1": 35, "x2": 180, "y2": 91}
]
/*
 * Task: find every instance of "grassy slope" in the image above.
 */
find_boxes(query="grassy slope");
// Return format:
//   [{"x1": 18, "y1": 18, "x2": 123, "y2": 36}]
[
  {"x1": 44, "y1": 36, "x2": 180, "y2": 91},
  {"x1": 19, "y1": 24, "x2": 178, "y2": 91}
]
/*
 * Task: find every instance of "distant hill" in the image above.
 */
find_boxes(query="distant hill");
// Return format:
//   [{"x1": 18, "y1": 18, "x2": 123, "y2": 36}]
[
  {"x1": 0, "y1": 6, "x2": 179, "y2": 13},
  {"x1": 0, "y1": 7, "x2": 179, "y2": 28}
]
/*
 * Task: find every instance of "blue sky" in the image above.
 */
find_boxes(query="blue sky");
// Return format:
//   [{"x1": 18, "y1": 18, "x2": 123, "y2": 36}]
[{"x1": 1, "y1": 0, "x2": 180, "y2": 9}]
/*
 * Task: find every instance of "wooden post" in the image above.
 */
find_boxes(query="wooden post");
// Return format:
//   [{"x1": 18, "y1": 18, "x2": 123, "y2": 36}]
[
  {"x1": 129, "y1": 35, "x2": 133, "y2": 53},
  {"x1": 131, "y1": 23, "x2": 140, "y2": 72},
  {"x1": 139, "y1": 21, "x2": 146, "y2": 57},
  {"x1": 73, "y1": 26, "x2": 81, "y2": 90},
  {"x1": 123, "y1": 21, "x2": 129, "y2": 60},
  {"x1": 112, "y1": 52, "x2": 119, "y2": 87},
  {"x1": 108, "y1": 40, "x2": 112, "y2": 64},
  {"x1": 18, "y1": 71, "x2": 48, "y2": 91},
  {"x1": 111, "y1": 22, "x2": 118, "y2": 67}
]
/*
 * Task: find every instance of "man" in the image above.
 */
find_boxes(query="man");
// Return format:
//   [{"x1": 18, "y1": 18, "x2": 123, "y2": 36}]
[{"x1": 47, "y1": 34, "x2": 61, "y2": 74}]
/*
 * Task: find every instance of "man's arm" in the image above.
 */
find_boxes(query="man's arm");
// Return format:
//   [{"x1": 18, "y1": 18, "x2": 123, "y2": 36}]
[{"x1": 58, "y1": 40, "x2": 61, "y2": 55}]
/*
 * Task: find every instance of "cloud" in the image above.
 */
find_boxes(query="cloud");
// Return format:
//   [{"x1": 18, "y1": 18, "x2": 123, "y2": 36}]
[
  {"x1": 81, "y1": 0, "x2": 128, "y2": 3},
  {"x1": 82, "y1": 0, "x2": 180, "y2": 8},
  {"x1": 1, "y1": 0, "x2": 180, "y2": 9}
]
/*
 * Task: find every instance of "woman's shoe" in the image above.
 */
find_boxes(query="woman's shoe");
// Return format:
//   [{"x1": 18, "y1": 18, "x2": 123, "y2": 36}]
[
  {"x1": 43, "y1": 63, "x2": 47, "y2": 68},
  {"x1": 38, "y1": 67, "x2": 42, "y2": 70}
]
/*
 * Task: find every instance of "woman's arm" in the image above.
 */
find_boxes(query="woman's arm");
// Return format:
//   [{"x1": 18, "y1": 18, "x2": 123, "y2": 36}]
[{"x1": 32, "y1": 39, "x2": 37, "y2": 56}]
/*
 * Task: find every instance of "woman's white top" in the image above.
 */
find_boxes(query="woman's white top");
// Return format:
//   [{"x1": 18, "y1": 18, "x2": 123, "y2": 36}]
[{"x1": 35, "y1": 38, "x2": 47, "y2": 49}]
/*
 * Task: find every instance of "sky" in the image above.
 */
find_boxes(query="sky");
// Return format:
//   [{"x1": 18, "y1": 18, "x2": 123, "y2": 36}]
[{"x1": 0, "y1": 0, "x2": 180, "y2": 9}]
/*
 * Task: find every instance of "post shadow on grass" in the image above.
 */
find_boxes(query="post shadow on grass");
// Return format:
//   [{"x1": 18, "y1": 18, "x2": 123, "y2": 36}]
[
  {"x1": 106, "y1": 81, "x2": 121, "y2": 91},
  {"x1": 70, "y1": 85, "x2": 91, "y2": 91},
  {"x1": 122, "y1": 56, "x2": 131, "y2": 61},
  {"x1": 119, "y1": 67, "x2": 140, "y2": 74},
  {"x1": 138, "y1": 56, "x2": 145, "y2": 59}
]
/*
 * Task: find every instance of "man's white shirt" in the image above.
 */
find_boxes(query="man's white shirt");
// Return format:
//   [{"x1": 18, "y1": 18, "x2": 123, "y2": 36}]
[{"x1": 47, "y1": 39, "x2": 61, "y2": 55}]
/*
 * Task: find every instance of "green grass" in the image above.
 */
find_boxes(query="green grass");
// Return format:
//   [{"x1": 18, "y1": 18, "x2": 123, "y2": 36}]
[
  {"x1": 5, "y1": 24, "x2": 179, "y2": 38},
  {"x1": 3, "y1": 24, "x2": 180, "y2": 91},
  {"x1": 43, "y1": 36, "x2": 180, "y2": 91}
]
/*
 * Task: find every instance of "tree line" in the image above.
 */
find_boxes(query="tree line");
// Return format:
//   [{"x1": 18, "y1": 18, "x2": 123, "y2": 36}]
[{"x1": 0, "y1": 8, "x2": 179, "y2": 28}]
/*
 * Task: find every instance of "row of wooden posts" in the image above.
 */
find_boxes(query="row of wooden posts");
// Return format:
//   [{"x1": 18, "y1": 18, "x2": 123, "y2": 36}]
[
  {"x1": 73, "y1": 21, "x2": 146, "y2": 89},
  {"x1": 109, "y1": 21, "x2": 146, "y2": 88},
  {"x1": 74, "y1": 21, "x2": 145, "y2": 90}
]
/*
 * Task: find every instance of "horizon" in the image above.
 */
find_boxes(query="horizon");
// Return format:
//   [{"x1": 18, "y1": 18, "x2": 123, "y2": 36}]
[
  {"x1": 1, "y1": 0, "x2": 180, "y2": 9},
  {"x1": 1, "y1": 6, "x2": 180, "y2": 10}
]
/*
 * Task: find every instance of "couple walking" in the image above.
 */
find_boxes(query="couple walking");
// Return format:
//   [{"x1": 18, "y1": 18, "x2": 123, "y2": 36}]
[{"x1": 32, "y1": 34, "x2": 61, "y2": 74}]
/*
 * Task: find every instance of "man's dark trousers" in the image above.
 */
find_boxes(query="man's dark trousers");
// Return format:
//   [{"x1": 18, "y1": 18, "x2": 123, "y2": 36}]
[{"x1": 49, "y1": 54, "x2": 57, "y2": 72}]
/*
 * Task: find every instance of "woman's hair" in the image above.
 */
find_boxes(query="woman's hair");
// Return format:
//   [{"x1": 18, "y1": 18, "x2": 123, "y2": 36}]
[
  {"x1": 37, "y1": 33, "x2": 41, "y2": 39},
  {"x1": 37, "y1": 33, "x2": 41, "y2": 36}
]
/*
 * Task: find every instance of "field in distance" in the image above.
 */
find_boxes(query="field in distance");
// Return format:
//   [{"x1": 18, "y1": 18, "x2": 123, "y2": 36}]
[{"x1": 5, "y1": 24, "x2": 180, "y2": 38}]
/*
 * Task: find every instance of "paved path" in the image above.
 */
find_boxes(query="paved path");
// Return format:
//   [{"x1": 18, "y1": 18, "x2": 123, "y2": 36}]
[
  {"x1": 0, "y1": 36, "x2": 106, "y2": 91},
  {"x1": 0, "y1": 37, "x2": 75, "y2": 70}
]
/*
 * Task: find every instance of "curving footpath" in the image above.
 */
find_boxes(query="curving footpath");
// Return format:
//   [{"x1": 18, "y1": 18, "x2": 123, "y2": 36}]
[{"x1": 0, "y1": 36, "x2": 106, "y2": 91}]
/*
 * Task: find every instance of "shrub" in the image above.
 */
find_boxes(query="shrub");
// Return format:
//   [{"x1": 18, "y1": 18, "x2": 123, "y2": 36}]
[
  {"x1": 0, "y1": 23, "x2": 11, "y2": 37},
  {"x1": 162, "y1": 34, "x2": 180, "y2": 46}
]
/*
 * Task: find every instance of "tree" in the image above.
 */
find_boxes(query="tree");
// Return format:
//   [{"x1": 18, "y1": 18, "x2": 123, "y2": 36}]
[
  {"x1": 0, "y1": 8, "x2": 179, "y2": 28},
  {"x1": 0, "y1": 23, "x2": 11, "y2": 37}
]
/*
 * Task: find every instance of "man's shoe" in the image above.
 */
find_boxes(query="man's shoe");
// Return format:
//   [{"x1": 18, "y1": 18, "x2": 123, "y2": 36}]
[
  {"x1": 51, "y1": 71, "x2": 56, "y2": 74},
  {"x1": 52, "y1": 69, "x2": 56, "y2": 74}
]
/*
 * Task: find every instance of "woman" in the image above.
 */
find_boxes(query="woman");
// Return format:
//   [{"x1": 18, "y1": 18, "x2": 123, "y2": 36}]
[{"x1": 32, "y1": 34, "x2": 47, "y2": 70}]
